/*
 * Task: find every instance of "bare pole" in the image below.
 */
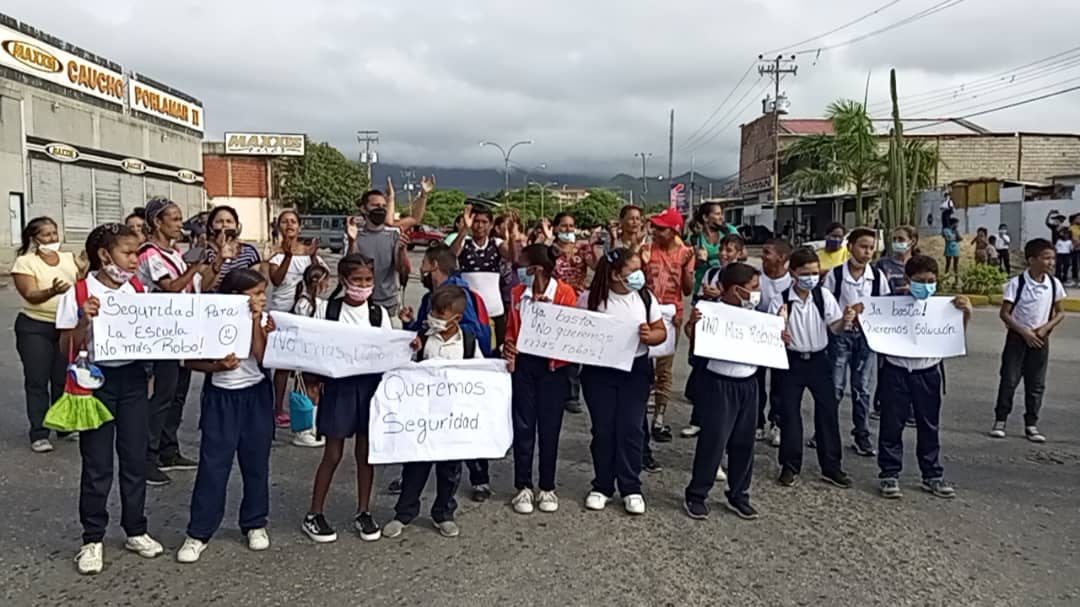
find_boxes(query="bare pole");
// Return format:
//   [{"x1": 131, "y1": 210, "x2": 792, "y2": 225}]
[
  {"x1": 668, "y1": 109, "x2": 675, "y2": 191},
  {"x1": 758, "y1": 54, "x2": 797, "y2": 230},
  {"x1": 635, "y1": 152, "x2": 653, "y2": 199}
]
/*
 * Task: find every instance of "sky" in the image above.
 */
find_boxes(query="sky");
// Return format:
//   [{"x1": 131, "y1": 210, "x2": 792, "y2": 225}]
[{"x1": 5, "y1": 0, "x2": 1080, "y2": 179}]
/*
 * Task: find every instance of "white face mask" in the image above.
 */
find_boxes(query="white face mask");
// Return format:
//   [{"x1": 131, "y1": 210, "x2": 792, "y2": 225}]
[
  {"x1": 37, "y1": 241, "x2": 61, "y2": 253},
  {"x1": 426, "y1": 316, "x2": 456, "y2": 335}
]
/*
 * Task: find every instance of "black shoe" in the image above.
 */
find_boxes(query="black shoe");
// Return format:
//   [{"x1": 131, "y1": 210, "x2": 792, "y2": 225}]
[
  {"x1": 146, "y1": 466, "x2": 171, "y2": 487},
  {"x1": 852, "y1": 436, "x2": 876, "y2": 457},
  {"x1": 354, "y1": 512, "x2": 381, "y2": 541},
  {"x1": 725, "y1": 501, "x2": 759, "y2": 520},
  {"x1": 564, "y1": 400, "x2": 583, "y2": 414},
  {"x1": 159, "y1": 454, "x2": 197, "y2": 471},
  {"x1": 471, "y1": 484, "x2": 493, "y2": 502},
  {"x1": 651, "y1": 425, "x2": 673, "y2": 443},
  {"x1": 822, "y1": 470, "x2": 854, "y2": 489},
  {"x1": 642, "y1": 455, "x2": 663, "y2": 474},
  {"x1": 387, "y1": 478, "x2": 403, "y2": 495},
  {"x1": 684, "y1": 500, "x2": 709, "y2": 520},
  {"x1": 302, "y1": 513, "x2": 337, "y2": 543},
  {"x1": 777, "y1": 468, "x2": 798, "y2": 487}
]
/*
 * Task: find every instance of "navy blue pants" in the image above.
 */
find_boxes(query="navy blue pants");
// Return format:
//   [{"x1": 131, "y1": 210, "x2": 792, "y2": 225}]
[
  {"x1": 148, "y1": 360, "x2": 192, "y2": 464},
  {"x1": 395, "y1": 460, "x2": 461, "y2": 524},
  {"x1": 877, "y1": 362, "x2": 944, "y2": 480},
  {"x1": 80, "y1": 363, "x2": 149, "y2": 544},
  {"x1": 777, "y1": 351, "x2": 843, "y2": 476},
  {"x1": 512, "y1": 355, "x2": 570, "y2": 491},
  {"x1": 188, "y1": 380, "x2": 274, "y2": 541},
  {"x1": 755, "y1": 367, "x2": 782, "y2": 430},
  {"x1": 684, "y1": 355, "x2": 706, "y2": 427},
  {"x1": 582, "y1": 355, "x2": 652, "y2": 497},
  {"x1": 685, "y1": 370, "x2": 758, "y2": 507}
]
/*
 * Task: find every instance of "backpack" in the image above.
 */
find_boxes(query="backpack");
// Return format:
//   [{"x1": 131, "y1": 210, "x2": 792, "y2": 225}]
[
  {"x1": 75, "y1": 276, "x2": 146, "y2": 318},
  {"x1": 414, "y1": 331, "x2": 478, "y2": 362},
  {"x1": 779, "y1": 286, "x2": 826, "y2": 320},
  {"x1": 325, "y1": 296, "x2": 383, "y2": 327},
  {"x1": 831, "y1": 265, "x2": 883, "y2": 300},
  {"x1": 1014, "y1": 273, "x2": 1062, "y2": 324}
]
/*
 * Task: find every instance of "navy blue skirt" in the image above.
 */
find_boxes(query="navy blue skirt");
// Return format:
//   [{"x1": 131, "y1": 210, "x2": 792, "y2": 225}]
[{"x1": 317, "y1": 374, "x2": 381, "y2": 439}]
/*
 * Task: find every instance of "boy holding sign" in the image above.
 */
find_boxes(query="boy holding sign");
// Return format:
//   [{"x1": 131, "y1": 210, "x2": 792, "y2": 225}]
[{"x1": 877, "y1": 255, "x2": 972, "y2": 500}]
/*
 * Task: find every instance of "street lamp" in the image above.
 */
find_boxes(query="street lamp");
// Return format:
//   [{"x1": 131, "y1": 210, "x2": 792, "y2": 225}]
[
  {"x1": 480, "y1": 139, "x2": 534, "y2": 200},
  {"x1": 529, "y1": 180, "x2": 559, "y2": 217}
]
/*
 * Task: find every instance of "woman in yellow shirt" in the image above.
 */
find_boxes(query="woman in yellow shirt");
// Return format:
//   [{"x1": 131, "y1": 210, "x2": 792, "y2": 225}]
[
  {"x1": 11, "y1": 216, "x2": 83, "y2": 453},
  {"x1": 816, "y1": 222, "x2": 850, "y2": 274}
]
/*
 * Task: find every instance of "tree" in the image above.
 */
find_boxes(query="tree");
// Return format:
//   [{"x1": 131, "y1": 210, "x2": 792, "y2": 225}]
[
  {"x1": 279, "y1": 141, "x2": 368, "y2": 214},
  {"x1": 785, "y1": 100, "x2": 880, "y2": 225},
  {"x1": 421, "y1": 189, "x2": 468, "y2": 228},
  {"x1": 571, "y1": 189, "x2": 624, "y2": 228}
]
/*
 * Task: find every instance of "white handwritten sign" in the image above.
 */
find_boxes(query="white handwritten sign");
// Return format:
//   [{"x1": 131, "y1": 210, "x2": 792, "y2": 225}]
[
  {"x1": 263, "y1": 312, "x2": 415, "y2": 378},
  {"x1": 649, "y1": 304, "x2": 678, "y2": 359},
  {"x1": 92, "y1": 293, "x2": 252, "y2": 361},
  {"x1": 693, "y1": 300, "x2": 789, "y2": 370},
  {"x1": 517, "y1": 301, "x2": 639, "y2": 371},
  {"x1": 860, "y1": 296, "x2": 966, "y2": 358},
  {"x1": 368, "y1": 359, "x2": 512, "y2": 464}
]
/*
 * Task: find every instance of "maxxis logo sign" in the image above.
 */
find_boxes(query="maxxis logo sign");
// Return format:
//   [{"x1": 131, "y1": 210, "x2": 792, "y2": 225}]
[
  {"x1": 2, "y1": 39, "x2": 62, "y2": 73},
  {"x1": 44, "y1": 142, "x2": 79, "y2": 162}
]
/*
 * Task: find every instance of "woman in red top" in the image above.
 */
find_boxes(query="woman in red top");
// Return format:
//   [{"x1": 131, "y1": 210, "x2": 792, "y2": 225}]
[{"x1": 503, "y1": 244, "x2": 578, "y2": 516}]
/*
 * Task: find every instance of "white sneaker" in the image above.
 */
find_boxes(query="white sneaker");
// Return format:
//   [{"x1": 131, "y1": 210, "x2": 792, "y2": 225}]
[
  {"x1": 755, "y1": 428, "x2": 766, "y2": 441},
  {"x1": 768, "y1": 424, "x2": 781, "y2": 447},
  {"x1": 247, "y1": 528, "x2": 270, "y2": 551},
  {"x1": 512, "y1": 488, "x2": 535, "y2": 514},
  {"x1": 988, "y1": 421, "x2": 1006, "y2": 439},
  {"x1": 75, "y1": 542, "x2": 103, "y2": 575},
  {"x1": 124, "y1": 534, "x2": 163, "y2": 558},
  {"x1": 680, "y1": 425, "x2": 701, "y2": 438},
  {"x1": 1025, "y1": 426, "x2": 1047, "y2": 443},
  {"x1": 537, "y1": 490, "x2": 559, "y2": 513},
  {"x1": 585, "y1": 491, "x2": 610, "y2": 511},
  {"x1": 176, "y1": 538, "x2": 207, "y2": 564},
  {"x1": 623, "y1": 494, "x2": 646, "y2": 515},
  {"x1": 716, "y1": 467, "x2": 728, "y2": 482},
  {"x1": 291, "y1": 429, "x2": 325, "y2": 448},
  {"x1": 30, "y1": 439, "x2": 54, "y2": 453}
]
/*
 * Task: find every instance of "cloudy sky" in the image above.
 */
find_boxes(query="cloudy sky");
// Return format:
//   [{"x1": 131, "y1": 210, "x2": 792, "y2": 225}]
[{"x1": 6, "y1": 0, "x2": 1080, "y2": 178}]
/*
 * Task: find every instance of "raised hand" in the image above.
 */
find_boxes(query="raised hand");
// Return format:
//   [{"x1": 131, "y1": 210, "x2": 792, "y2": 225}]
[
  {"x1": 462, "y1": 204, "x2": 475, "y2": 231},
  {"x1": 386, "y1": 176, "x2": 396, "y2": 206},
  {"x1": 82, "y1": 295, "x2": 101, "y2": 319},
  {"x1": 51, "y1": 276, "x2": 71, "y2": 295},
  {"x1": 421, "y1": 175, "x2": 436, "y2": 194},
  {"x1": 398, "y1": 306, "x2": 415, "y2": 324}
]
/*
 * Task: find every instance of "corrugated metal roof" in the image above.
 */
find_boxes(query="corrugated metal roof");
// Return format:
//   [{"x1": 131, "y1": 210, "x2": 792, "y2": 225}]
[{"x1": 780, "y1": 119, "x2": 835, "y2": 136}]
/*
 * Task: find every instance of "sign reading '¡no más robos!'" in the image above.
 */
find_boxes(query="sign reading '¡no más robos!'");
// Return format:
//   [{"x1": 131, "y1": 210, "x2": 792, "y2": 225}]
[
  {"x1": 129, "y1": 77, "x2": 203, "y2": 133},
  {"x1": 225, "y1": 133, "x2": 306, "y2": 156},
  {"x1": 0, "y1": 24, "x2": 125, "y2": 106}
]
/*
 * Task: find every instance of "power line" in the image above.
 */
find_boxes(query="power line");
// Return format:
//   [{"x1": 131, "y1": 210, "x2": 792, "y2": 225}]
[
  {"x1": 683, "y1": 78, "x2": 767, "y2": 155},
  {"x1": 679, "y1": 62, "x2": 756, "y2": 150},
  {"x1": 793, "y1": 0, "x2": 966, "y2": 56},
  {"x1": 898, "y1": 73, "x2": 1080, "y2": 120},
  {"x1": 899, "y1": 58, "x2": 1080, "y2": 115},
  {"x1": 906, "y1": 84, "x2": 1080, "y2": 131},
  {"x1": 761, "y1": 0, "x2": 902, "y2": 55}
]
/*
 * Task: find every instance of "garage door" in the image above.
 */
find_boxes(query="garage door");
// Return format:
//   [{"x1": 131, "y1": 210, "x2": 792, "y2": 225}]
[
  {"x1": 145, "y1": 177, "x2": 172, "y2": 202},
  {"x1": 94, "y1": 169, "x2": 123, "y2": 224},
  {"x1": 120, "y1": 174, "x2": 145, "y2": 215},
  {"x1": 28, "y1": 158, "x2": 64, "y2": 236},
  {"x1": 61, "y1": 164, "x2": 94, "y2": 242}
]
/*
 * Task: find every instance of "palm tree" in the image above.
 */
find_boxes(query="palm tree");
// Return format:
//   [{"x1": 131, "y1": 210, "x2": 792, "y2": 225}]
[{"x1": 785, "y1": 100, "x2": 881, "y2": 225}]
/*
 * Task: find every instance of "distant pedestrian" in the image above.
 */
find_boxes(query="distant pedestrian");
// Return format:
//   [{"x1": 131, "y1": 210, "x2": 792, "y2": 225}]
[
  {"x1": 997, "y1": 224, "x2": 1012, "y2": 274},
  {"x1": 1054, "y1": 228, "x2": 1072, "y2": 283},
  {"x1": 943, "y1": 218, "x2": 961, "y2": 274}
]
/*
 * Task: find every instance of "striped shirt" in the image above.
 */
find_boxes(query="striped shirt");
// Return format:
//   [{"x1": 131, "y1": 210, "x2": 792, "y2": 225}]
[{"x1": 206, "y1": 243, "x2": 261, "y2": 292}]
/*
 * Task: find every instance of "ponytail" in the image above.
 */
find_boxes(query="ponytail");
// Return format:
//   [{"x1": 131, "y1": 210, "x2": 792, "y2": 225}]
[{"x1": 587, "y1": 247, "x2": 636, "y2": 311}]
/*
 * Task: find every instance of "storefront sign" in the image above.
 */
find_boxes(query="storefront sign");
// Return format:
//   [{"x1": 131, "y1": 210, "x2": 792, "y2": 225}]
[
  {"x1": 120, "y1": 158, "x2": 147, "y2": 175},
  {"x1": 44, "y1": 142, "x2": 79, "y2": 162},
  {"x1": 0, "y1": 24, "x2": 125, "y2": 106},
  {"x1": 129, "y1": 76, "x2": 204, "y2": 133},
  {"x1": 740, "y1": 175, "x2": 774, "y2": 195},
  {"x1": 225, "y1": 133, "x2": 305, "y2": 156},
  {"x1": 176, "y1": 169, "x2": 198, "y2": 184}
]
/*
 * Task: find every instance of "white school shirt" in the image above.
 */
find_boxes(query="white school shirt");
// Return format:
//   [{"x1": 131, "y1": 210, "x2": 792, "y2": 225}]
[
  {"x1": 212, "y1": 313, "x2": 268, "y2": 390},
  {"x1": 577, "y1": 288, "x2": 662, "y2": 357},
  {"x1": 768, "y1": 287, "x2": 843, "y2": 353},
  {"x1": 822, "y1": 261, "x2": 891, "y2": 310},
  {"x1": 1055, "y1": 238, "x2": 1073, "y2": 255},
  {"x1": 1002, "y1": 271, "x2": 1066, "y2": 331},
  {"x1": 758, "y1": 272, "x2": 793, "y2": 313},
  {"x1": 996, "y1": 232, "x2": 1011, "y2": 250},
  {"x1": 54, "y1": 272, "x2": 139, "y2": 367},
  {"x1": 314, "y1": 298, "x2": 393, "y2": 329},
  {"x1": 885, "y1": 355, "x2": 941, "y2": 372},
  {"x1": 422, "y1": 329, "x2": 485, "y2": 361}
]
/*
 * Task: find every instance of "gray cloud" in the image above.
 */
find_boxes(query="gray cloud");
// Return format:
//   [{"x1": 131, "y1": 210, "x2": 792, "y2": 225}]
[{"x1": 7, "y1": 0, "x2": 1080, "y2": 178}]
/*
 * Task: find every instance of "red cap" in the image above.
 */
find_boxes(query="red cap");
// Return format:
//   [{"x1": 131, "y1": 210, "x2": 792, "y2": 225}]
[{"x1": 649, "y1": 207, "x2": 684, "y2": 232}]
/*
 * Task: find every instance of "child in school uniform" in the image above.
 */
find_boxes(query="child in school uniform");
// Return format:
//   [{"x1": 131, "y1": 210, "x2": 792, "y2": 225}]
[
  {"x1": 755, "y1": 238, "x2": 793, "y2": 446},
  {"x1": 877, "y1": 255, "x2": 972, "y2": 499},
  {"x1": 683, "y1": 262, "x2": 766, "y2": 521},
  {"x1": 302, "y1": 253, "x2": 394, "y2": 544},
  {"x1": 1054, "y1": 228, "x2": 1073, "y2": 283},
  {"x1": 771, "y1": 248, "x2": 855, "y2": 488},
  {"x1": 822, "y1": 227, "x2": 890, "y2": 458},
  {"x1": 55, "y1": 223, "x2": 162, "y2": 575},
  {"x1": 503, "y1": 244, "x2": 578, "y2": 515},
  {"x1": 383, "y1": 285, "x2": 481, "y2": 539},
  {"x1": 579, "y1": 248, "x2": 667, "y2": 515},
  {"x1": 176, "y1": 269, "x2": 276, "y2": 563},
  {"x1": 990, "y1": 238, "x2": 1067, "y2": 442},
  {"x1": 289, "y1": 264, "x2": 331, "y2": 448}
]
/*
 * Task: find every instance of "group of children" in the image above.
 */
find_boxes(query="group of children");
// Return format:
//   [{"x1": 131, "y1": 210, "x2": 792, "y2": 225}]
[{"x1": 15, "y1": 197, "x2": 1069, "y2": 575}]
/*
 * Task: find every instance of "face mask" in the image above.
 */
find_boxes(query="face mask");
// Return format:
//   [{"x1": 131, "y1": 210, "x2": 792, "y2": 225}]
[
  {"x1": 797, "y1": 274, "x2": 819, "y2": 291},
  {"x1": 426, "y1": 316, "x2": 451, "y2": 335},
  {"x1": 909, "y1": 281, "x2": 936, "y2": 300},
  {"x1": 892, "y1": 242, "x2": 910, "y2": 254},
  {"x1": 345, "y1": 285, "x2": 373, "y2": 302},
  {"x1": 367, "y1": 207, "x2": 388, "y2": 226},
  {"x1": 517, "y1": 267, "x2": 535, "y2": 288},
  {"x1": 37, "y1": 241, "x2": 61, "y2": 253},
  {"x1": 557, "y1": 232, "x2": 576, "y2": 243},
  {"x1": 103, "y1": 263, "x2": 134, "y2": 284},
  {"x1": 421, "y1": 271, "x2": 434, "y2": 290},
  {"x1": 740, "y1": 290, "x2": 761, "y2": 310},
  {"x1": 825, "y1": 238, "x2": 843, "y2": 251},
  {"x1": 624, "y1": 270, "x2": 646, "y2": 291}
]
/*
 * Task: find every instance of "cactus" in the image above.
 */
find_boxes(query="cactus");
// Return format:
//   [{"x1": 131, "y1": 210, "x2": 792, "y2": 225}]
[{"x1": 884, "y1": 68, "x2": 908, "y2": 232}]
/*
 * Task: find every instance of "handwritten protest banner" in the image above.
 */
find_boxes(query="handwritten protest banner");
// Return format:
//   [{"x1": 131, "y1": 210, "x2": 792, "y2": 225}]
[
  {"x1": 461, "y1": 272, "x2": 504, "y2": 317},
  {"x1": 263, "y1": 312, "x2": 415, "y2": 377},
  {"x1": 693, "y1": 300, "x2": 788, "y2": 370},
  {"x1": 517, "y1": 301, "x2": 639, "y2": 371},
  {"x1": 649, "y1": 304, "x2": 677, "y2": 359},
  {"x1": 93, "y1": 293, "x2": 252, "y2": 361},
  {"x1": 368, "y1": 359, "x2": 512, "y2": 464},
  {"x1": 860, "y1": 296, "x2": 966, "y2": 358}
]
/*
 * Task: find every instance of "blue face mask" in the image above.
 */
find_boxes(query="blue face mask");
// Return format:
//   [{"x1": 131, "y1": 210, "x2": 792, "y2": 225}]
[
  {"x1": 797, "y1": 274, "x2": 819, "y2": 291},
  {"x1": 825, "y1": 238, "x2": 844, "y2": 251},
  {"x1": 625, "y1": 270, "x2": 646, "y2": 291},
  {"x1": 909, "y1": 281, "x2": 936, "y2": 300},
  {"x1": 517, "y1": 267, "x2": 534, "y2": 288},
  {"x1": 892, "y1": 242, "x2": 910, "y2": 254}
]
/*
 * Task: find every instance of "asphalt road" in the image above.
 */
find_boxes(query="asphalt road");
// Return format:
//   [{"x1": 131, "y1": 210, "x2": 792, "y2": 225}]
[{"x1": 0, "y1": 262, "x2": 1078, "y2": 606}]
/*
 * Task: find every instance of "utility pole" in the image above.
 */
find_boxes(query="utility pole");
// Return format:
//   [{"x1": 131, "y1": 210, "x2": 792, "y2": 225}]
[
  {"x1": 667, "y1": 109, "x2": 675, "y2": 190},
  {"x1": 356, "y1": 130, "x2": 380, "y2": 185},
  {"x1": 758, "y1": 55, "x2": 797, "y2": 226},
  {"x1": 400, "y1": 168, "x2": 417, "y2": 202},
  {"x1": 689, "y1": 155, "x2": 696, "y2": 214},
  {"x1": 635, "y1": 152, "x2": 652, "y2": 199},
  {"x1": 480, "y1": 140, "x2": 533, "y2": 203}
]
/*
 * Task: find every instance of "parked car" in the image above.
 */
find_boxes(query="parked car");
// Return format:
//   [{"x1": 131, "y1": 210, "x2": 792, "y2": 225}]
[
  {"x1": 737, "y1": 224, "x2": 773, "y2": 245},
  {"x1": 298, "y1": 215, "x2": 348, "y2": 254},
  {"x1": 408, "y1": 224, "x2": 446, "y2": 250}
]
